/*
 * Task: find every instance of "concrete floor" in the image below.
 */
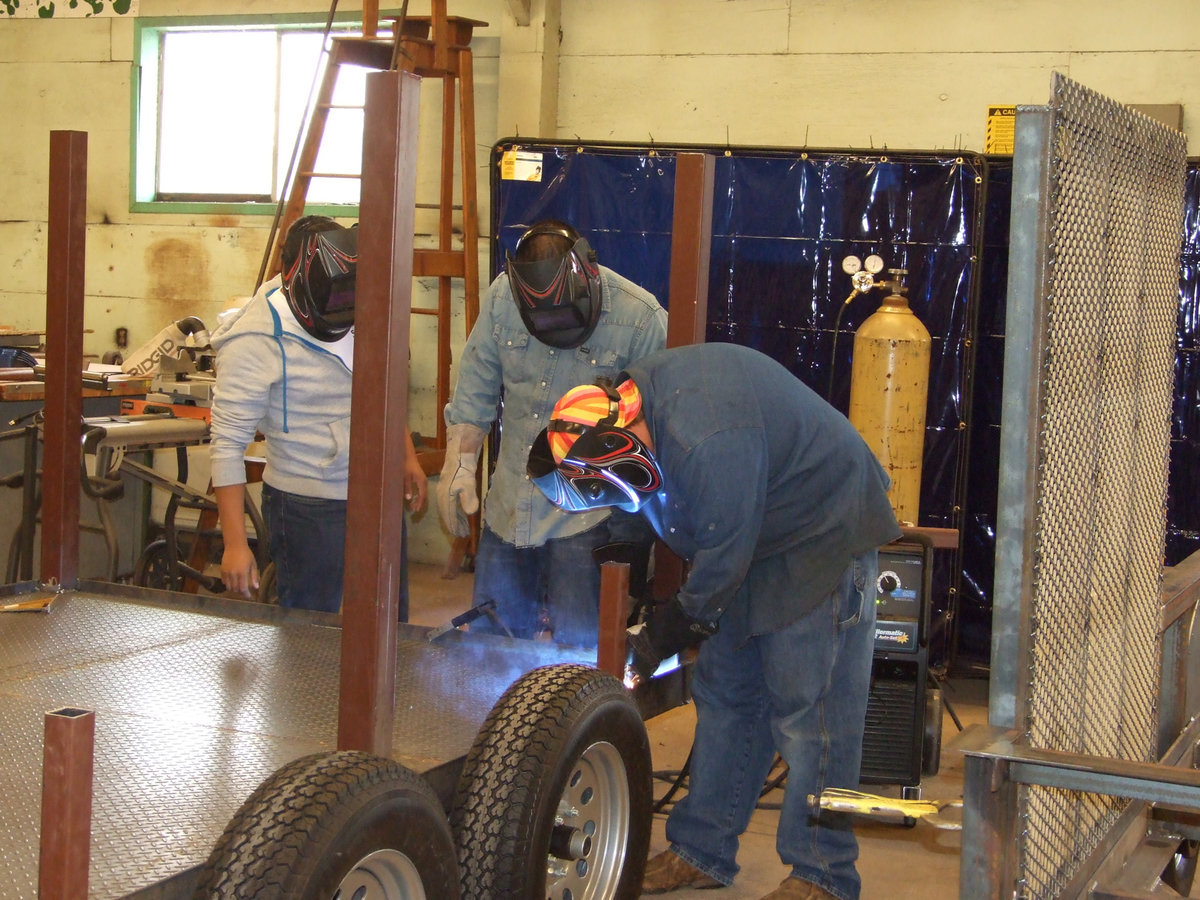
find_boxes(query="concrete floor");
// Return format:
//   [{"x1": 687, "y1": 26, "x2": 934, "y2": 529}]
[{"x1": 407, "y1": 560, "x2": 985, "y2": 900}]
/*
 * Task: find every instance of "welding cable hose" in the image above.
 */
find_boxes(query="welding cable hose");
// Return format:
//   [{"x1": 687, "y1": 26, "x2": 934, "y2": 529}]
[{"x1": 436, "y1": 422, "x2": 486, "y2": 538}]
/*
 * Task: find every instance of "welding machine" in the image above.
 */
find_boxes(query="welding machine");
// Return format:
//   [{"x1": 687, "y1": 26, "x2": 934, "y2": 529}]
[{"x1": 859, "y1": 535, "x2": 940, "y2": 788}]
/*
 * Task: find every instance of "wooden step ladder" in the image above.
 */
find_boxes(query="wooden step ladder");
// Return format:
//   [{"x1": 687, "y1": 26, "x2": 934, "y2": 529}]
[{"x1": 264, "y1": 0, "x2": 485, "y2": 459}]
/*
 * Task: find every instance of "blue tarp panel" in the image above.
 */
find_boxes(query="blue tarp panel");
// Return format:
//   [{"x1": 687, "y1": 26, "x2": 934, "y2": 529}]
[
  {"x1": 1173, "y1": 164, "x2": 1200, "y2": 565},
  {"x1": 491, "y1": 140, "x2": 983, "y2": 668},
  {"x1": 490, "y1": 139, "x2": 1200, "y2": 671}
]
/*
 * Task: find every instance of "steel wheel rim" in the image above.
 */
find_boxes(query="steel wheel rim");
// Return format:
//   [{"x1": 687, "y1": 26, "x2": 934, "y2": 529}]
[
  {"x1": 546, "y1": 740, "x2": 629, "y2": 900},
  {"x1": 333, "y1": 848, "x2": 426, "y2": 900}
]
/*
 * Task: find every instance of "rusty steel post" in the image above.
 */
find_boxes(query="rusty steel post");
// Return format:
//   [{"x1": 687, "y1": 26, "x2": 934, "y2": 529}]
[
  {"x1": 337, "y1": 70, "x2": 421, "y2": 757},
  {"x1": 666, "y1": 152, "x2": 714, "y2": 349},
  {"x1": 597, "y1": 561, "x2": 630, "y2": 680},
  {"x1": 41, "y1": 130, "x2": 88, "y2": 589},
  {"x1": 39, "y1": 707, "x2": 95, "y2": 900},
  {"x1": 648, "y1": 152, "x2": 717, "y2": 601}
]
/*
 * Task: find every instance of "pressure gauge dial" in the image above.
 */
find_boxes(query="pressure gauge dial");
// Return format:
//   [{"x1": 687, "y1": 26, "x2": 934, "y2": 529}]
[
  {"x1": 864, "y1": 254, "x2": 885, "y2": 274},
  {"x1": 842, "y1": 256, "x2": 863, "y2": 275}
]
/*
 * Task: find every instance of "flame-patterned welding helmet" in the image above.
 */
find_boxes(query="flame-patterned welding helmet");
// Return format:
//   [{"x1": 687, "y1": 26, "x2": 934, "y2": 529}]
[{"x1": 527, "y1": 377, "x2": 661, "y2": 513}]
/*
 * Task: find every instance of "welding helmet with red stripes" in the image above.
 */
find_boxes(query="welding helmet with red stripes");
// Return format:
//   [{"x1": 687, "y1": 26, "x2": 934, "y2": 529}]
[
  {"x1": 506, "y1": 220, "x2": 603, "y2": 349},
  {"x1": 281, "y1": 217, "x2": 358, "y2": 342},
  {"x1": 527, "y1": 378, "x2": 662, "y2": 513}
]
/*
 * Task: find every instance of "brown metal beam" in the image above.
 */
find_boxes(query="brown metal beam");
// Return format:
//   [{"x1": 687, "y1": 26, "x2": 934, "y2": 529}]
[
  {"x1": 597, "y1": 562, "x2": 630, "y2": 680},
  {"x1": 337, "y1": 70, "x2": 421, "y2": 756},
  {"x1": 41, "y1": 130, "x2": 88, "y2": 588},
  {"x1": 666, "y1": 152, "x2": 714, "y2": 348},
  {"x1": 652, "y1": 152, "x2": 717, "y2": 600},
  {"x1": 39, "y1": 707, "x2": 95, "y2": 900}
]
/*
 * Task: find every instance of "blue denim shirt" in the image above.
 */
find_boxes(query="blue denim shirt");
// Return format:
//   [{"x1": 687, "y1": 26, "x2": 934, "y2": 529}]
[
  {"x1": 624, "y1": 343, "x2": 902, "y2": 635},
  {"x1": 447, "y1": 267, "x2": 667, "y2": 548}
]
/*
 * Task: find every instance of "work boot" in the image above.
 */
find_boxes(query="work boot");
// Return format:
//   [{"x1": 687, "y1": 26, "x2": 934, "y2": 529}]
[
  {"x1": 759, "y1": 876, "x2": 838, "y2": 900},
  {"x1": 640, "y1": 849, "x2": 725, "y2": 893}
]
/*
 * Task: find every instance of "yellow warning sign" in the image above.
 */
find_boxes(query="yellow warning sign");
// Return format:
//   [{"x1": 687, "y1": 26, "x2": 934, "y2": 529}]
[
  {"x1": 500, "y1": 149, "x2": 544, "y2": 182},
  {"x1": 985, "y1": 106, "x2": 1016, "y2": 155}
]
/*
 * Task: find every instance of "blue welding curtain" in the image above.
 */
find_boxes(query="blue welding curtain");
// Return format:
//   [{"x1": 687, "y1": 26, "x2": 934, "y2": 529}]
[
  {"x1": 491, "y1": 140, "x2": 985, "y2": 669},
  {"x1": 490, "y1": 142, "x2": 1200, "y2": 671},
  {"x1": 1175, "y1": 163, "x2": 1200, "y2": 565}
]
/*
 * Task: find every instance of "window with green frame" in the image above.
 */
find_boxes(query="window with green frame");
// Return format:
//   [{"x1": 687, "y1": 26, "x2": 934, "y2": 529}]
[{"x1": 132, "y1": 15, "x2": 370, "y2": 215}]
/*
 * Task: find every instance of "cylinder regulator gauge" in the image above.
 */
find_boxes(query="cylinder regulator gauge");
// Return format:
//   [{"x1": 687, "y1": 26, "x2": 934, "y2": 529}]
[
  {"x1": 864, "y1": 254, "x2": 885, "y2": 275},
  {"x1": 842, "y1": 255, "x2": 863, "y2": 275}
]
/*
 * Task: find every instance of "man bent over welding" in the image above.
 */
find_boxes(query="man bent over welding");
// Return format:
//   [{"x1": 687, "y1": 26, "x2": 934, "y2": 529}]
[{"x1": 527, "y1": 343, "x2": 900, "y2": 900}]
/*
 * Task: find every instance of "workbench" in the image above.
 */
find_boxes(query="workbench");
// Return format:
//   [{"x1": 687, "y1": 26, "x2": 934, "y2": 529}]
[
  {"x1": 0, "y1": 377, "x2": 152, "y2": 404},
  {"x1": 0, "y1": 389, "x2": 153, "y2": 582}
]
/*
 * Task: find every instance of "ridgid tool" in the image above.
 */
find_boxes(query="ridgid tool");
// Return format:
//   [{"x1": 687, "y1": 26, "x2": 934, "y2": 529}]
[{"x1": 120, "y1": 316, "x2": 213, "y2": 379}]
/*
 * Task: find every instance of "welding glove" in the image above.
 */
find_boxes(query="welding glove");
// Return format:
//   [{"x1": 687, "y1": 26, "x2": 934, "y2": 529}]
[
  {"x1": 436, "y1": 422, "x2": 486, "y2": 538},
  {"x1": 626, "y1": 595, "x2": 717, "y2": 683}
]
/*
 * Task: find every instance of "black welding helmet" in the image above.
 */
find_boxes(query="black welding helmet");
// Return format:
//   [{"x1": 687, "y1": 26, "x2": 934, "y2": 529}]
[
  {"x1": 527, "y1": 378, "x2": 661, "y2": 513},
  {"x1": 506, "y1": 220, "x2": 603, "y2": 349},
  {"x1": 281, "y1": 219, "x2": 358, "y2": 342}
]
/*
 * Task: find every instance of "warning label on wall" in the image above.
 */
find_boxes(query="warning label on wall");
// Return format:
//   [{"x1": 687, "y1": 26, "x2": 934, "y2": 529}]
[{"x1": 985, "y1": 106, "x2": 1016, "y2": 155}]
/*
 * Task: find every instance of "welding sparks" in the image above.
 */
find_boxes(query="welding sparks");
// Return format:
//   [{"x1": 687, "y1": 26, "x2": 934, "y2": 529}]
[{"x1": 622, "y1": 653, "x2": 681, "y2": 689}]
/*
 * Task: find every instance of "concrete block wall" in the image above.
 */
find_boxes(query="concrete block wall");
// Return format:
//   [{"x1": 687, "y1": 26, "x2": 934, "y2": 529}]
[{"x1": 2, "y1": 0, "x2": 1197, "y2": 566}]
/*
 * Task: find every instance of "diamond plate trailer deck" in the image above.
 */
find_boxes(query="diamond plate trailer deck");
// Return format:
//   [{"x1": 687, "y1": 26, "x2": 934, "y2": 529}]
[{"x1": 0, "y1": 580, "x2": 686, "y2": 899}]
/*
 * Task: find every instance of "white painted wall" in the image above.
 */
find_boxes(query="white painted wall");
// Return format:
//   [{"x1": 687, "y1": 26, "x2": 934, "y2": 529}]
[
  {"x1": 0, "y1": 0, "x2": 1195, "y2": 565},
  {"x1": 553, "y1": 0, "x2": 1198, "y2": 151}
]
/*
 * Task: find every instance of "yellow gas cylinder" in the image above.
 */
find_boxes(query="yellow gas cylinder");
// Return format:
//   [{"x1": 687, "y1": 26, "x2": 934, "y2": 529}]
[{"x1": 847, "y1": 273, "x2": 931, "y2": 526}]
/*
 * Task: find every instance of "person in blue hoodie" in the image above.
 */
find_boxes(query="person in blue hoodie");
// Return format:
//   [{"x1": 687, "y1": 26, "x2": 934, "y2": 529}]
[{"x1": 209, "y1": 216, "x2": 426, "y2": 613}]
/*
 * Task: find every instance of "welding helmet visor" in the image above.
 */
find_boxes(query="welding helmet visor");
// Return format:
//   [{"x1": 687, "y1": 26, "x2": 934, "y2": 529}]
[
  {"x1": 528, "y1": 423, "x2": 662, "y2": 513},
  {"x1": 506, "y1": 222, "x2": 603, "y2": 349},
  {"x1": 282, "y1": 223, "x2": 358, "y2": 342}
]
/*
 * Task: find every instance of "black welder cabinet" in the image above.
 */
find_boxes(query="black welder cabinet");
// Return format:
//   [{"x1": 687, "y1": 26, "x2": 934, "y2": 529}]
[{"x1": 860, "y1": 537, "x2": 942, "y2": 788}]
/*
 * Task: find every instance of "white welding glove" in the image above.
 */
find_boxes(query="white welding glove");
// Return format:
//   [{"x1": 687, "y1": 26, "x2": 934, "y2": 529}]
[{"x1": 436, "y1": 422, "x2": 486, "y2": 538}]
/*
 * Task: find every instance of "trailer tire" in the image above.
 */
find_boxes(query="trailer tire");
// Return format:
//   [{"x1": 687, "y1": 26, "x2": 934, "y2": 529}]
[
  {"x1": 451, "y1": 663, "x2": 652, "y2": 900},
  {"x1": 192, "y1": 750, "x2": 460, "y2": 900}
]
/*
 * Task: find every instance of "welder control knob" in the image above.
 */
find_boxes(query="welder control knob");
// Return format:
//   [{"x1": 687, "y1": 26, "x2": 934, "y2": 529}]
[
  {"x1": 876, "y1": 571, "x2": 900, "y2": 594},
  {"x1": 842, "y1": 255, "x2": 862, "y2": 275}
]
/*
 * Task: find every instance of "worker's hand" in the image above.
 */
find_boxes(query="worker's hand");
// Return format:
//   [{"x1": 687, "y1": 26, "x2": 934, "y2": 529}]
[
  {"x1": 436, "y1": 423, "x2": 486, "y2": 538},
  {"x1": 221, "y1": 542, "x2": 259, "y2": 600},
  {"x1": 404, "y1": 451, "x2": 428, "y2": 513},
  {"x1": 625, "y1": 596, "x2": 717, "y2": 683}
]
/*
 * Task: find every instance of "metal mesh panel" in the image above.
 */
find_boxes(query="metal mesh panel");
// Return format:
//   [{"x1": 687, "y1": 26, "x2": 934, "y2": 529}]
[{"x1": 1014, "y1": 74, "x2": 1187, "y2": 898}]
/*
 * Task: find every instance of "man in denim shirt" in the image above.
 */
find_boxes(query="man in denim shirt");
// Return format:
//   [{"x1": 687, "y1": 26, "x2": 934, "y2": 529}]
[
  {"x1": 437, "y1": 220, "x2": 667, "y2": 648},
  {"x1": 527, "y1": 342, "x2": 901, "y2": 900}
]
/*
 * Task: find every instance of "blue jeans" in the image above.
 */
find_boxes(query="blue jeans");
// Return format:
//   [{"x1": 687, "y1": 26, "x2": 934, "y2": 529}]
[
  {"x1": 261, "y1": 484, "x2": 408, "y2": 618},
  {"x1": 665, "y1": 553, "x2": 878, "y2": 900},
  {"x1": 470, "y1": 514, "x2": 651, "y2": 648}
]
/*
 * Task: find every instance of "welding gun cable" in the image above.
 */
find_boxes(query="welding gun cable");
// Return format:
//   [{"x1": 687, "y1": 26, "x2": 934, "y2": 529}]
[
  {"x1": 826, "y1": 290, "x2": 859, "y2": 403},
  {"x1": 651, "y1": 746, "x2": 693, "y2": 814}
]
